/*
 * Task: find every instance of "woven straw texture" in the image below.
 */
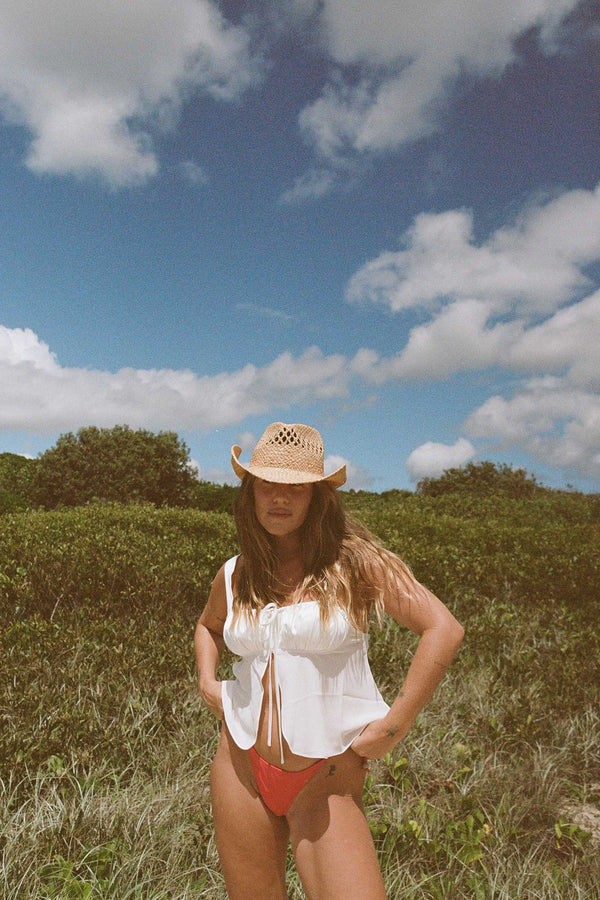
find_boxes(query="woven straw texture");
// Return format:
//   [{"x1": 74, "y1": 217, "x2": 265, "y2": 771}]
[
  {"x1": 231, "y1": 423, "x2": 346, "y2": 486},
  {"x1": 255, "y1": 423, "x2": 323, "y2": 473}
]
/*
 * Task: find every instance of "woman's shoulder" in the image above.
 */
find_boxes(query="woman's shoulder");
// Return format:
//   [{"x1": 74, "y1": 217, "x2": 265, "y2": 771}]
[
  {"x1": 210, "y1": 555, "x2": 239, "y2": 588},
  {"x1": 219, "y1": 554, "x2": 242, "y2": 601}
]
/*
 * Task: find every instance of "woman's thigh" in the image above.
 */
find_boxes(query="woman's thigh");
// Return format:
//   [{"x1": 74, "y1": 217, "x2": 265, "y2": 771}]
[
  {"x1": 286, "y1": 749, "x2": 387, "y2": 900},
  {"x1": 210, "y1": 727, "x2": 290, "y2": 900}
]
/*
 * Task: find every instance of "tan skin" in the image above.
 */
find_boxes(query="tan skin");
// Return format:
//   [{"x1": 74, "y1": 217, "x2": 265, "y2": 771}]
[{"x1": 195, "y1": 478, "x2": 464, "y2": 900}]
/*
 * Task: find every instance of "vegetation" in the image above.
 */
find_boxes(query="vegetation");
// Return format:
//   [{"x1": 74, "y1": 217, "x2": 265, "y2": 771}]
[
  {"x1": 0, "y1": 431, "x2": 238, "y2": 515},
  {"x1": 31, "y1": 426, "x2": 198, "y2": 509},
  {"x1": 416, "y1": 460, "x2": 543, "y2": 498},
  {"x1": 0, "y1": 452, "x2": 38, "y2": 513},
  {"x1": 188, "y1": 480, "x2": 238, "y2": 514},
  {"x1": 0, "y1": 473, "x2": 599, "y2": 898}
]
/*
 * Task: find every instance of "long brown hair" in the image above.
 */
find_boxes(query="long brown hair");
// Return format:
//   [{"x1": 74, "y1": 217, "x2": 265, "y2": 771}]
[{"x1": 232, "y1": 474, "x2": 425, "y2": 631}]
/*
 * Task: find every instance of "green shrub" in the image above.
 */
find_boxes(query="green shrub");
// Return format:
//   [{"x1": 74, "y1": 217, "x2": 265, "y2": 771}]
[
  {"x1": 188, "y1": 480, "x2": 238, "y2": 513},
  {"x1": 416, "y1": 460, "x2": 542, "y2": 498},
  {"x1": 0, "y1": 489, "x2": 29, "y2": 515},
  {"x1": 32, "y1": 426, "x2": 197, "y2": 509},
  {"x1": 0, "y1": 451, "x2": 38, "y2": 504},
  {"x1": 0, "y1": 503, "x2": 238, "y2": 620}
]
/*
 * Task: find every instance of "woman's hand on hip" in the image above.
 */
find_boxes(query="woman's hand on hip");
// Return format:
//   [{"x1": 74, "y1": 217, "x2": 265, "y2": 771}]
[
  {"x1": 199, "y1": 678, "x2": 224, "y2": 720},
  {"x1": 350, "y1": 717, "x2": 408, "y2": 760}
]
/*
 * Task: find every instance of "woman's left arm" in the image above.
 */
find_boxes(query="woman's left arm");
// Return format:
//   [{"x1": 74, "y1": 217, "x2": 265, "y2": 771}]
[{"x1": 351, "y1": 578, "x2": 464, "y2": 760}]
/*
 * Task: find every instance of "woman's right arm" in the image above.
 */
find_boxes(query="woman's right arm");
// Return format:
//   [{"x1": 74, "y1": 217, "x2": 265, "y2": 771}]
[{"x1": 194, "y1": 564, "x2": 228, "y2": 720}]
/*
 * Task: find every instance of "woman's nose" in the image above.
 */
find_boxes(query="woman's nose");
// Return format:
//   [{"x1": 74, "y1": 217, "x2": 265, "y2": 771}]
[{"x1": 271, "y1": 484, "x2": 292, "y2": 502}]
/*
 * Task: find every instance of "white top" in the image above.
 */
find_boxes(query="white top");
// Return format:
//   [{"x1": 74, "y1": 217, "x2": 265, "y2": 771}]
[{"x1": 221, "y1": 555, "x2": 390, "y2": 762}]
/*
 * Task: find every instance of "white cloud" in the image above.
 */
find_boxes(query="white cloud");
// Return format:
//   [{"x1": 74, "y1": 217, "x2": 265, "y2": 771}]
[
  {"x1": 465, "y1": 382, "x2": 600, "y2": 479},
  {"x1": 318, "y1": 0, "x2": 570, "y2": 69},
  {"x1": 0, "y1": 0, "x2": 263, "y2": 186},
  {"x1": 507, "y1": 291, "x2": 600, "y2": 389},
  {"x1": 347, "y1": 185, "x2": 600, "y2": 315},
  {"x1": 235, "y1": 431, "x2": 258, "y2": 453},
  {"x1": 406, "y1": 438, "x2": 476, "y2": 483},
  {"x1": 391, "y1": 299, "x2": 520, "y2": 379},
  {"x1": 289, "y1": 0, "x2": 582, "y2": 190},
  {"x1": 180, "y1": 159, "x2": 209, "y2": 187},
  {"x1": 0, "y1": 328, "x2": 357, "y2": 432},
  {"x1": 0, "y1": 326, "x2": 59, "y2": 372},
  {"x1": 383, "y1": 290, "x2": 600, "y2": 388},
  {"x1": 343, "y1": 181, "x2": 600, "y2": 484},
  {"x1": 236, "y1": 303, "x2": 294, "y2": 323},
  {"x1": 2, "y1": 309, "x2": 599, "y2": 482},
  {"x1": 2, "y1": 1, "x2": 588, "y2": 194},
  {"x1": 325, "y1": 453, "x2": 374, "y2": 490},
  {"x1": 0, "y1": 331, "x2": 380, "y2": 489},
  {"x1": 279, "y1": 166, "x2": 339, "y2": 204}
]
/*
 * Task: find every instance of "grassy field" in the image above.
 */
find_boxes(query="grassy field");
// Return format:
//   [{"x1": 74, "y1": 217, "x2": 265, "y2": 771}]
[{"x1": 1, "y1": 492, "x2": 599, "y2": 899}]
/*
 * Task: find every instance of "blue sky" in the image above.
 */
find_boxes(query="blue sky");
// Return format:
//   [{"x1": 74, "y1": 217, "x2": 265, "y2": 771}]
[{"x1": 1, "y1": 0, "x2": 599, "y2": 492}]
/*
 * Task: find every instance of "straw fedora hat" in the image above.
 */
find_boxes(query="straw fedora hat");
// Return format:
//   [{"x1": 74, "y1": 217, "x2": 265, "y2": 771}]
[{"x1": 231, "y1": 422, "x2": 346, "y2": 488}]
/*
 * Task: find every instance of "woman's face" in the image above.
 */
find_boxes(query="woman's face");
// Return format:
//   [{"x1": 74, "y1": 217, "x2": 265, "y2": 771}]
[{"x1": 253, "y1": 478, "x2": 314, "y2": 539}]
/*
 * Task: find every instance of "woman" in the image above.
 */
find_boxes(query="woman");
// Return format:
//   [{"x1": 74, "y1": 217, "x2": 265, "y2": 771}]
[{"x1": 195, "y1": 422, "x2": 464, "y2": 900}]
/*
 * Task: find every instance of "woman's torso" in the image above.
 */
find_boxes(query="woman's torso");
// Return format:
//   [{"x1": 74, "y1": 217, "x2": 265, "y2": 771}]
[{"x1": 221, "y1": 555, "x2": 390, "y2": 769}]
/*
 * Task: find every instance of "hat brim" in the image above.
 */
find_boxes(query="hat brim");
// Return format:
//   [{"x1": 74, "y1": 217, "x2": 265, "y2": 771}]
[{"x1": 231, "y1": 445, "x2": 346, "y2": 488}]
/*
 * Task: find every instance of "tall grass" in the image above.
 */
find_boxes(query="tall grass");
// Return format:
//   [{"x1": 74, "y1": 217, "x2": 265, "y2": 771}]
[
  {"x1": 1, "y1": 685, "x2": 222, "y2": 899},
  {"x1": 1, "y1": 498, "x2": 599, "y2": 898}
]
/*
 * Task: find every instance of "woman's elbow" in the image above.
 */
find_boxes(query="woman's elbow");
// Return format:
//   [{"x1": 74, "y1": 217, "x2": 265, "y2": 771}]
[{"x1": 448, "y1": 617, "x2": 465, "y2": 653}]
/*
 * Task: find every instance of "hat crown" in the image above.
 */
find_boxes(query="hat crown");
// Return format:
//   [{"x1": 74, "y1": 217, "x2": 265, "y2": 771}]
[
  {"x1": 230, "y1": 421, "x2": 346, "y2": 487},
  {"x1": 251, "y1": 423, "x2": 324, "y2": 475}
]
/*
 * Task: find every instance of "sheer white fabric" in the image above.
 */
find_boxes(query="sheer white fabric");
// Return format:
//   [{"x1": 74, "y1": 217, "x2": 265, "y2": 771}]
[{"x1": 221, "y1": 555, "x2": 390, "y2": 761}]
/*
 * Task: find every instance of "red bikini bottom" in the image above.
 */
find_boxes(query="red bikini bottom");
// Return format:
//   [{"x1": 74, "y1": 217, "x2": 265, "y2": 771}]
[{"x1": 248, "y1": 747, "x2": 327, "y2": 817}]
